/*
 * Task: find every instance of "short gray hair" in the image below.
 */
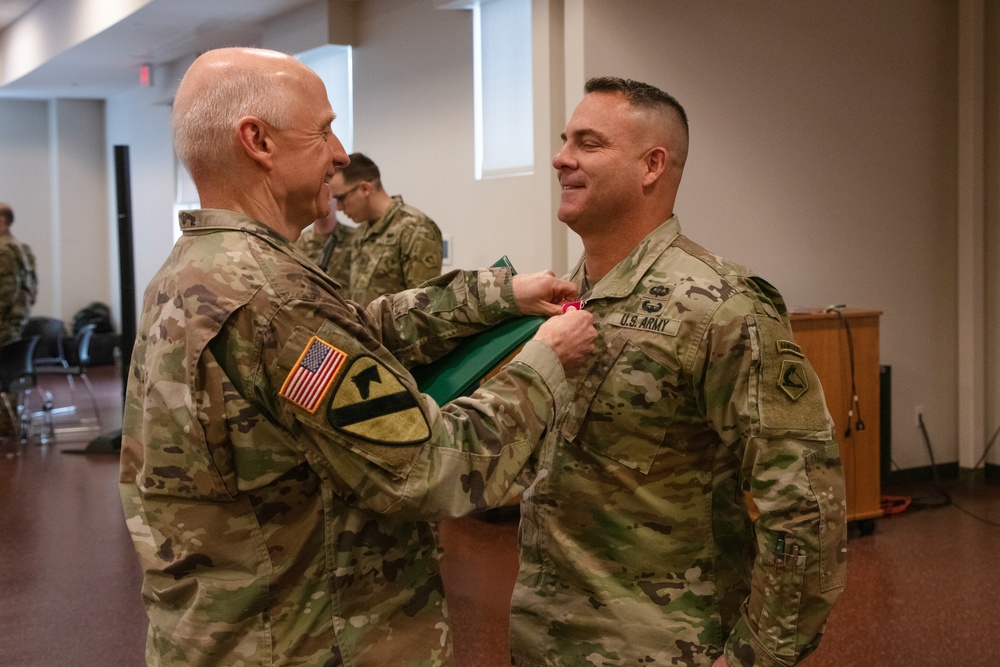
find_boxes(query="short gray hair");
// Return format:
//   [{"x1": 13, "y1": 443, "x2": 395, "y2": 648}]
[{"x1": 172, "y1": 67, "x2": 292, "y2": 176}]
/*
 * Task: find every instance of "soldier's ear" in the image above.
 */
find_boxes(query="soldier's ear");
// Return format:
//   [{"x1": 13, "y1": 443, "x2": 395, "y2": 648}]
[
  {"x1": 237, "y1": 116, "x2": 275, "y2": 170},
  {"x1": 641, "y1": 146, "x2": 669, "y2": 187}
]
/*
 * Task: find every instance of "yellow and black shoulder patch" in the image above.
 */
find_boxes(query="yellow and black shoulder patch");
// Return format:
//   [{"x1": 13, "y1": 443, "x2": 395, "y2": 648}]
[{"x1": 327, "y1": 355, "x2": 430, "y2": 445}]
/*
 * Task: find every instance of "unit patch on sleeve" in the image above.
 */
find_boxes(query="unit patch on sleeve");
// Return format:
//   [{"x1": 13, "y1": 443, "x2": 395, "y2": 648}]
[
  {"x1": 778, "y1": 359, "x2": 809, "y2": 401},
  {"x1": 776, "y1": 339, "x2": 804, "y2": 358},
  {"x1": 327, "y1": 355, "x2": 431, "y2": 445},
  {"x1": 279, "y1": 336, "x2": 347, "y2": 413}
]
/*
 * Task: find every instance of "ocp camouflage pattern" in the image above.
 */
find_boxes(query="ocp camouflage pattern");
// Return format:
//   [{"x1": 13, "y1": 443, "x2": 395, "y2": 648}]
[
  {"x1": 0, "y1": 234, "x2": 37, "y2": 345},
  {"x1": 119, "y1": 208, "x2": 568, "y2": 667},
  {"x1": 342, "y1": 195, "x2": 443, "y2": 306},
  {"x1": 510, "y1": 216, "x2": 846, "y2": 667},
  {"x1": 294, "y1": 222, "x2": 355, "y2": 287}
]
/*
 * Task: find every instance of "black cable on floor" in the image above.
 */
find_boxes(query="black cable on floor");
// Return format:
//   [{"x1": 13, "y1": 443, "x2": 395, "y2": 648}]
[
  {"x1": 949, "y1": 502, "x2": 1000, "y2": 528},
  {"x1": 907, "y1": 413, "x2": 951, "y2": 510},
  {"x1": 906, "y1": 414, "x2": 1000, "y2": 527},
  {"x1": 969, "y1": 420, "x2": 1000, "y2": 471}
]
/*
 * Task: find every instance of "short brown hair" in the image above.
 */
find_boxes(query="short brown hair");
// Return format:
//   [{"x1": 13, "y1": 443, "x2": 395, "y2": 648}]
[
  {"x1": 585, "y1": 77, "x2": 689, "y2": 167},
  {"x1": 341, "y1": 153, "x2": 381, "y2": 187}
]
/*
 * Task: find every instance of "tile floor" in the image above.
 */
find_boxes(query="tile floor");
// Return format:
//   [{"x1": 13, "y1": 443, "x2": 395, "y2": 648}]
[{"x1": 2, "y1": 364, "x2": 998, "y2": 666}]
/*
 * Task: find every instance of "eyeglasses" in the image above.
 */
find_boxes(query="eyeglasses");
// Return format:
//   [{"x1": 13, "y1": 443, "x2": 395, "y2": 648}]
[{"x1": 332, "y1": 184, "x2": 361, "y2": 203}]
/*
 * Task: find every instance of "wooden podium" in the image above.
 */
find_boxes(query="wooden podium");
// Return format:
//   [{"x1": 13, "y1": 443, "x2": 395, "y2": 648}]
[{"x1": 789, "y1": 310, "x2": 883, "y2": 529}]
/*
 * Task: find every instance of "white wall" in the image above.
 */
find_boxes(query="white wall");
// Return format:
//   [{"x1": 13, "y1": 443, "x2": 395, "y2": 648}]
[
  {"x1": 105, "y1": 88, "x2": 174, "y2": 326},
  {"x1": 352, "y1": 0, "x2": 558, "y2": 274},
  {"x1": 0, "y1": 100, "x2": 53, "y2": 316},
  {"x1": 0, "y1": 98, "x2": 109, "y2": 326},
  {"x1": 53, "y1": 99, "x2": 110, "y2": 323},
  {"x1": 578, "y1": 0, "x2": 960, "y2": 470}
]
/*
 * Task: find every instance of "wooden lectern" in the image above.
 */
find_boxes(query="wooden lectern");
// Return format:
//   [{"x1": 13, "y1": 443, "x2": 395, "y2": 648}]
[{"x1": 790, "y1": 309, "x2": 883, "y2": 531}]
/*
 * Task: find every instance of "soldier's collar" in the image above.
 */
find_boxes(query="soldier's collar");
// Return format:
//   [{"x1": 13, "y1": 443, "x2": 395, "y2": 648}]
[{"x1": 574, "y1": 216, "x2": 681, "y2": 300}]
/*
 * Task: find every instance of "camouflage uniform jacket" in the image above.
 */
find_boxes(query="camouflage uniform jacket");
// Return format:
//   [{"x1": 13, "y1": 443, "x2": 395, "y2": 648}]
[
  {"x1": 510, "y1": 216, "x2": 846, "y2": 667},
  {"x1": 295, "y1": 222, "x2": 355, "y2": 287},
  {"x1": 344, "y1": 195, "x2": 443, "y2": 306},
  {"x1": 119, "y1": 209, "x2": 569, "y2": 667},
  {"x1": 0, "y1": 234, "x2": 37, "y2": 345}
]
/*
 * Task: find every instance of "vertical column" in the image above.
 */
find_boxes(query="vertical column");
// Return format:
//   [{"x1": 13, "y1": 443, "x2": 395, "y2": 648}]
[
  {"x1": 533, "y1": 0, "x2": 568, "y2": 274},
  {"x1": 957, "y1": 0, "x2": 985, "y2": 469},
  {"x1": 985, "y1": 2, "x2": 1000, "y2": 472},
  {"x1": 561, "y1": 0, "x2": 586, "y2": 268}
]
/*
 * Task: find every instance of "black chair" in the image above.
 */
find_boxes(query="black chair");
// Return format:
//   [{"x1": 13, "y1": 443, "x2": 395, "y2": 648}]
[
  {"x1": 22, "y1": 316, "x2": 71, "y2": 373},
  {"x1": 34, "y1": 323, "x2": 102, "y2": 430},
  {"x1": 0, "y1": 336, "x2": 39, "y2": 446},
  {"x1": 71, "y1": 323, "x2": 103, "y2": 430}
]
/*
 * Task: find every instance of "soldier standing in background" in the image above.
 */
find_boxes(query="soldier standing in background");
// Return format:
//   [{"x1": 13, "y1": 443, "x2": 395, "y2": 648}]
[
  {"x1": 294, "y1": 193, "x2": 355, "y2": 287},
  {"x1": 0, "y1": 202, "x2": 38, "y2": 346},
  {"x1": 508, "y1": 77, "x2": 846, "y2": 667},
  {"x1": 329, "y1": 152, "x2": 443, "y2": 306},
  {"x1": 119, "y1": 47, "x2": 595, "y2": 667}
]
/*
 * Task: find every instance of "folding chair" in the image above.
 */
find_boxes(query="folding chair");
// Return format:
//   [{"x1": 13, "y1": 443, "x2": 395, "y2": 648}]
[
  {"x1": 0, "y1": 336, "x2": 39, "y2": 450},
  {"x1": 33, "y1": 323, "x2": 102, "y2": 432}
]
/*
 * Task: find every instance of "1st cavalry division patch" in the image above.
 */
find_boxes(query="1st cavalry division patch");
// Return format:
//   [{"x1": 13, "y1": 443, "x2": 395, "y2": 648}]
[
  {"x1": 327, "y1": 355, "x2": 430, "y2": 445},
  {"x1": 280, "y1": 336, "x2": 347, "y2": 413}
]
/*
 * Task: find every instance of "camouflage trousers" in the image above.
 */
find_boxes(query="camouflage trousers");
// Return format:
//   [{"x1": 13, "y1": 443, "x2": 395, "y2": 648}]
[{"x1": 0, "y1": 394, "x2": 20, "y2": 454}]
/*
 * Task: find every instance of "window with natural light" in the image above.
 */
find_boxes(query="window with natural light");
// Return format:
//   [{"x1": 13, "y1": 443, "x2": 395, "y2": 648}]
[
  {"x1": 297, "y1": 44, "x2": 354, "y2": 154},
  {"x1": 474, "y1": 0, "x2": 533, "y2": 179}
]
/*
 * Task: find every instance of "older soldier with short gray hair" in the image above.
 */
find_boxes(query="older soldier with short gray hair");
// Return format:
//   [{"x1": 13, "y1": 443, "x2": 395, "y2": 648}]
[
  {"x1": 118, "y1": 47, "x2": 595, "y2": 667},
  {"x1": 508, "y1": 77, "x2": 846, "y2": 667}
]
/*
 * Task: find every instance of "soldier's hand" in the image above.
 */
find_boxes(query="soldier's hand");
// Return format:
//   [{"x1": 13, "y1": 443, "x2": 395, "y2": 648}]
[
  {"x1": 533, "y1": 308, "x2": 596, "y2": 370},
  {"x1": 512, "y1": 271, "x2": 579, "y2": 317},
  {"x1": 711, "y1": 656, "x2": 728, "y2": 667}
]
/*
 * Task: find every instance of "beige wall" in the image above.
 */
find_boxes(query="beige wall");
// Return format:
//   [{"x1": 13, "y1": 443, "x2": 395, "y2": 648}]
[
  {"x1": 986, "y1": 1, "x2": 1000, "y2": 467},
  {"x1": 577, "y1": 0, "x2": 962, "y2": 470},
  {"x1": 5, "y1": 0, "x2": 997, "y2": 470}
]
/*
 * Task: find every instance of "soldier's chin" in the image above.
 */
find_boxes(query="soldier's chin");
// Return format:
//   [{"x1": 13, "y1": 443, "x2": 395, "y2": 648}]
[{"x1": 556, "y1": 206, "x2": 580, "y2": 226}]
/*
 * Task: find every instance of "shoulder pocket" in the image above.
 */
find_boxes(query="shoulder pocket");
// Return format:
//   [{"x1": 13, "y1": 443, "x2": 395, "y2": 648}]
[
  {"x1": 274, "y1": 322, "x2": 426, "y2": 478},
  {"x1": 750, "y1": 317, "x2": 832, "y2": 437}
]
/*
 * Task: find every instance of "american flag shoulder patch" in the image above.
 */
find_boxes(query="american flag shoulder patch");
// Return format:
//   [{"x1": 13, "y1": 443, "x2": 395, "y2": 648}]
[{"x1": 279, "y1": 336, "x2": 347, "y2": 413}]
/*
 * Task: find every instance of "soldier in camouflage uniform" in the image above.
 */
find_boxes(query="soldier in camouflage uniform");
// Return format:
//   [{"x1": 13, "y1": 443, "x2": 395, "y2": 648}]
[
  {"x1": 118, "y1": 48, "x2": 595, "y2": 667},
  {"x1": 295, "y1": 199, "x2": 355, "y2": 287},
  {"x1": 0, "y1": 202, "x2": 38, "y2": 346},
  {"x1": 330, "y1": 153, "x2": 443, "y2": 306},
  {"x1": 508, "y1": 78, "x2": 846, "y2": 667}
]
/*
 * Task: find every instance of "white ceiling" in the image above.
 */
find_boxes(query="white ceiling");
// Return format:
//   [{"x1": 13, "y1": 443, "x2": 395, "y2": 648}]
[
  {"x1": 0, "y1": 0, "x2": 319, "y2": 99},
  {"x1": 0, "y1": 0, "x2": 41, "y2": 28}
]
